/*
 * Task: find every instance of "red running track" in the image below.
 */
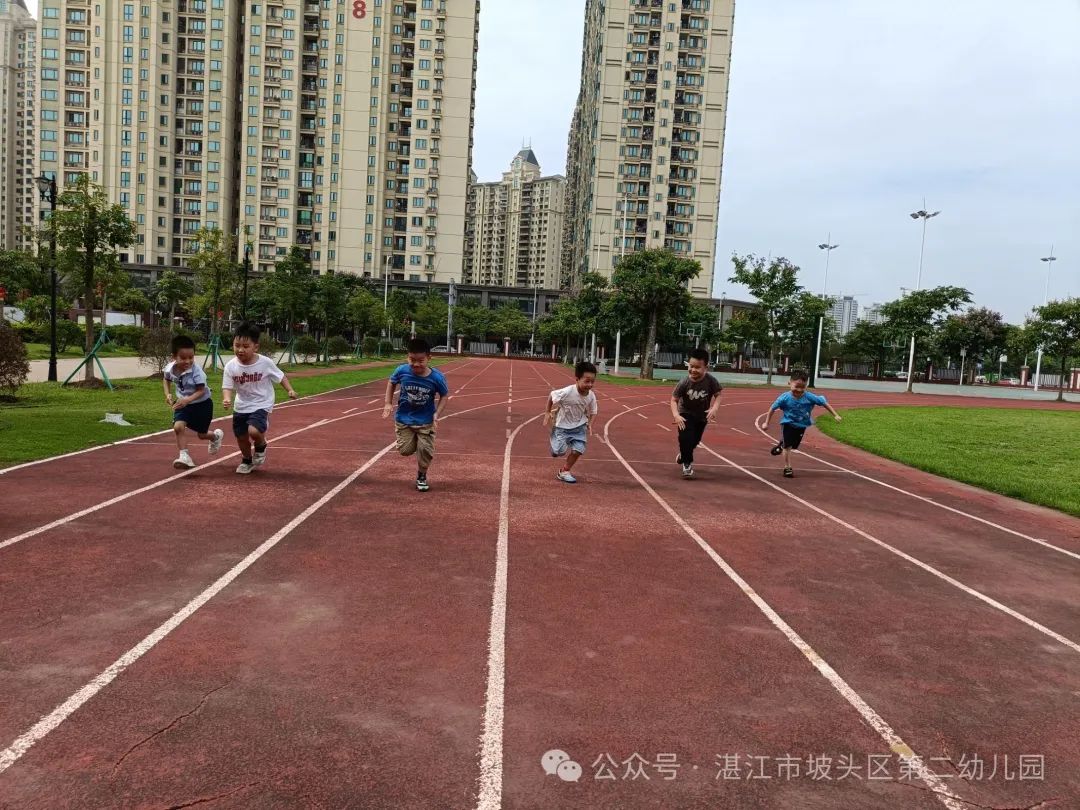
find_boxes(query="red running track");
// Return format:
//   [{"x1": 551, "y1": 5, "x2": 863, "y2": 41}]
[{"x1": 0, "y1": 358, "x2": 1077, "y2": 808}]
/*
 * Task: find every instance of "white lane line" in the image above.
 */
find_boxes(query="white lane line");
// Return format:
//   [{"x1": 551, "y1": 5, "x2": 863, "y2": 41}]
[
  {"x1": 699, "y1": 441, "x2": 1080, "y2": 656},
  {"x1": 657, "y1": 424, "x2": 671, "y2": 432},
  {"x1": 748, "y1": 415, "x2": 1080, "y2": 563},
  {"x1": 0, "y1": 409, "x2": 373, "y2": 552},
  {"x1": 343, "y1": 407, "x2": 359, "y2": 414},
  {"x1": 367, "y1": 398, "x2": 381, "y2": 405},
  {"x1": 475, "y1": 410, "x2": 545, "y2": 810},
  {"x1": 730, "y1": 427, "x2": 750, "y2": 436},
  {"x1": 603, "y1": 409, "x2": 966, "y2": 810},
  {"x1": 0, "y1": 441, "x2": 396, "y2": 776},
  {"x1": 637, "y1": 413, "x2": 649, "y2": 420}
]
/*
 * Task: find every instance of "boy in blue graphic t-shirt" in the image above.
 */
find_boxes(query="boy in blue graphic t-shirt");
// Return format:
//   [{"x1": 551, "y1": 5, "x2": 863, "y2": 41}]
[
  {"x1": 761, "y1": 369, "x2": 841, "y2": 479},
  {"x1": 383, "y1": 338, "x2": 449, "y2": 491}
]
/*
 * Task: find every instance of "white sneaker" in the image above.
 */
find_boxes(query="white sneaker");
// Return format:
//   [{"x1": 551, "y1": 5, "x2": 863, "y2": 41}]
[
  {"x1": 208, "y1": 429, "x2": 224, "y2": 455},
  {"x1": 252, "y1": 447, "x2": 267, "y2": 467},
  {"x1": 236, "y1": 462, "x2": 254, "y2": 474},
  {"x1": 173, "y1": 451, "x2": 195, "y2": 470},
  {"x1": 556, "y1": 470, "x2": 577, "y2": 484},
  {"x1": 681, "y1": 464, "x2": 694, "y2": 478}
]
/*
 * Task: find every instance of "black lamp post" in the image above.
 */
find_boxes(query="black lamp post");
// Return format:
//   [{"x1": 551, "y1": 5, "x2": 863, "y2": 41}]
[
  {"x1": 241, "y1": 238, "x2": 252, "y2": 320},
  {"x1": 35, "y1": 175, "x2": 58, "y2": 383}
]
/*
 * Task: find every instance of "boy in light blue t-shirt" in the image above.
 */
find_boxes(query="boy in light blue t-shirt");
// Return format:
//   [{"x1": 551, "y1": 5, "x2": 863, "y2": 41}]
[{"x1": 761, "y1": 369, "x2": 841, "y2": 478}]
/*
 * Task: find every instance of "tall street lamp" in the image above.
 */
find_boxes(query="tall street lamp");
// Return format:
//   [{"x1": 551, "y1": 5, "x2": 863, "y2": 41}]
[
  {"x1": 35, "y1": 175, "x2": 59, "y2": 382},
  {"x1": 1033, "y1": 247, "x2": 1056, "y2": 392},
  {"x1": 905, "y1": 204, "x2": 941, "y2": 393},
  {"x1": 240, "y1": 226, "x2": 252, "y2": 320},
  {"x1": 811, "y1": 237, "x2": 838, "y2": 387}
]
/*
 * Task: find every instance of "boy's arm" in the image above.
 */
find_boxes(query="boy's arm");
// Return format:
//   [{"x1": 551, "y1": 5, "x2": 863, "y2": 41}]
[
  {"x1": 586, "y1": 398, "x2": 598, "y2": 435},
  {"x1": 823, "y1": 402, "x2": 842, "y2": 420},
  {"x1": 278, "y1": 373, "x2": 298, "y2": 400},
  {"x1": 221, "y1": 370, "x2": 234, "y2": 409},
  {"x1": 543, "y1": 395, "x2": 556, "y2": 427},
  {"x1": 762, "y1": 406, "x2": 782, "y2": 429},
  {"x1": 706, "y1": 391, "x2": 723, "y2": 422},
  {"x1": 669, "y1": 396, "x2": 686, "y2": 430},
  {"x1": 434, "y1": 391, "x2": 449, "y2": 421},
  {"x1": 382, "y1": 380, "x2": 397, "y2": 419},
  {"x1": 175, "y1": 383, "x2": 207, "y2": 409},
  {"x1": 162, "y1": 376, "x2": 173, "y2": 405}
]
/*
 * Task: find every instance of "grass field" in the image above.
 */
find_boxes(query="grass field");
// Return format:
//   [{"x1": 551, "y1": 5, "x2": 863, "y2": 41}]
[
  {"x1": 23, "y1": 342, "x2": 139, "y2": 361},
  {"x1": 0, "y1": 363, "x2": 407, "y2": 467},
  {"x1": 817, "y1": 406, "x2": 1080, "y2": 517}
]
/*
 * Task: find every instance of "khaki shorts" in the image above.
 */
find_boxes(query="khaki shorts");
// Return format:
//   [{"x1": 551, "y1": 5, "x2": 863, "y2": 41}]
[{"x1": 395, "y1": 422, "x2": 436, "y2": 467}]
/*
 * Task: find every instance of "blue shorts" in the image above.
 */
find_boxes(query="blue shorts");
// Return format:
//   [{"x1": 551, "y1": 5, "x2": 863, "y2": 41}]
[
  {"x1": 173, "y1": 398, "x2": 213, "y2": 434},
  {"x1": 233, "y1": 409, "x2": 270, "y2": 438},
  {"x1": 550, "y1": 424, "x2": 588, "y2": 457}
]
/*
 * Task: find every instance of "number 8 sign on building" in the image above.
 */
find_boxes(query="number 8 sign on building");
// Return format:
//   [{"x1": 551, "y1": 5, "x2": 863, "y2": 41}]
[{"x1": 352, "y1": 0, "x2": 366, "y2": 19}]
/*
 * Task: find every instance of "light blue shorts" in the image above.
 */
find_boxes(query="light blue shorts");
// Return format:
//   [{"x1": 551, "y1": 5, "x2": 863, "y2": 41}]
[{"x1": 550, "y1": 424, "x2": 588, "y2": 457}]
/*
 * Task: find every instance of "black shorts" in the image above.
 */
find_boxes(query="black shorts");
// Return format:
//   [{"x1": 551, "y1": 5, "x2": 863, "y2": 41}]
[
  {"x1": 173, "y1": 398, "x2": 213, "y2": 434},
  {"x1": 233, "y1": 409, "x2": 270, "y2": 437},
  {"x1": 782, "y1": 424, "x2": 807, "y2": 450}
]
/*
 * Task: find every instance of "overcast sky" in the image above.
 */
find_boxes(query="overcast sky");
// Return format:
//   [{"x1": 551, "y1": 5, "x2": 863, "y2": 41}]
[
  {"x1": 28, "y1": 0, "x2": 1078, "y2": 323},
  {"x1": 473, "y1": 0, "x2": 1079, "y2": 323}
]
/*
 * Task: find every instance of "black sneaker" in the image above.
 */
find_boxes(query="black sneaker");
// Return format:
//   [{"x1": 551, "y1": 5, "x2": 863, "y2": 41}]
[
  {"x1": 770, "y1": 443, "x2": 784, "y2": 456},
  {"x1": 416, "y1": 473, "x2": 430, "y2": 492},
  {"x1": 783, "y1": 467, "x2": 794, "y2": 478}
]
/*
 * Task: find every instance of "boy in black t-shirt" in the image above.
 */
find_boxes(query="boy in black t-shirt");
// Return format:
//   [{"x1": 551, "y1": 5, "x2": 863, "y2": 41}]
[{"x1": 669, "y1": 348, "x2": 723, "y2": 478}]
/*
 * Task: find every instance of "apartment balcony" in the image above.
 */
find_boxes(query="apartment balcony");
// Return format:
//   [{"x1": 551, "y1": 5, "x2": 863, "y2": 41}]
[
  {"x1": 304, "y1": 3, "x2": 320, "y2": 14},
  {"x1": 302, "y1": 58, "x2": 318, "y2": 73}
]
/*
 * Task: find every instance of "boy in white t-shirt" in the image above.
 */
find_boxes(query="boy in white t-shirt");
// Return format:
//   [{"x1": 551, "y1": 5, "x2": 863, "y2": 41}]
[
  {"x1": 221, "y1": 322, "x2": 298, "y2": 474},
  {"x1": 543, "y1": 360, "x2": 598, "y2": 484}
]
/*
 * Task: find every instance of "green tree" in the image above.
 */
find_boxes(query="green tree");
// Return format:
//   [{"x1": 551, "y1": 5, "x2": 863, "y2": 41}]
[
  {"x1": 414, "y1": 290, "x2": 448, "y2": 335},
  {"x1": 1028, "y1": 298, "x2": 1080, "y2": 402},
  {"x1": 0, "y1": 249, "x2": 47, "y2": 299},
  {"x1": 786, "y1": 292, "x2": 837, "y2": 367},
  {"x1": 612, "y1": 249, "x2": 701, "y2": 379},
  {"x1": 153, "y1": 269, "x2": 192, "y2": 329},
  {"x1": 19, "y1": 295, "x2": 51, "y2": 324},
  {"x1": 347, "y1": 286, "x2": 382, "y2": 341},
  {"x1": 264, "y1": 246, "x2": 315, "y2": 336},
  {"x1": 453, "y1": 301, "x2": 493, "y2": 341},
  {"x1": 842, "y1": 320, "x2": 892, "y2": 374},
  {"x1": 492, "y1": 302, "x2": 531, "y2": 343},
  {"x1": 538, "y1": 297, "x2": 587, "y2": 360},
  {"x1": 936, "y1": 307, "x2": 1008, "y2": 378},
  {"x1": 879, "y1": 286, "x2": 972, "y2": 392},
  {"x1": 186, "y1": 227, "x2": 239, "y2": 336},
  {"x1": 51, "y1": 175, "x2": 135, "y2": 379},
  {"x1": 311, "y1": 271, "x2": 349, "y2": 343},
  {"x1": 728, "y1": 254, "x2": 801, "y2": 384}
]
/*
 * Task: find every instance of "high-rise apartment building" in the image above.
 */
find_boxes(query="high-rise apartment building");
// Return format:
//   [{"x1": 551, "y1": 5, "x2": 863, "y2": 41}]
[
  {"x1": 564, "y1": 0, "x2": 734, "y2": 295},
  {"x1": 242, "y1": 0, "x2": 478, "y2": 281},
  {"x1": 829, "y1": 295, "x2": 859, "y2": 336},
  {"x1": 34, "y1": 0, "x2": 243, "y2": 266},
  {"x1": 463, "y1": 147, "x2": 565, "y2": 289},
  {"x1": 35, "y1": 0, "x2": 479, "y2": 281},
  {"x1": 0, "y1": 0, "x2": 35, "y2": 250},
  {"x1": 861, "y1": 302, "x2": 884, "y2": 326}
]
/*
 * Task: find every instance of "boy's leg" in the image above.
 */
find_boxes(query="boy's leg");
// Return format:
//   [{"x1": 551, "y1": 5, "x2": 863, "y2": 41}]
[
  {"x1": 563, "y1": 450, "x2": 582, "y2": 471},
  {"x1": 233, "y1": 413, "x2": 254, "y2": 470},
  {"x1": 173, "y1": 420, "x2": 189, "y2": 451},
  {"x1": 561, "y1": 426, "x2": 587, "y2": 471},
  {"x1": 678, "y1": 416, "x2": 705, "y2": 466},
  {"x1": 415, "y1": 424, "x2": 435, "y2": 471},
  {"x1": 395, "y1": 423, "x2": 420, "y2": 457}
]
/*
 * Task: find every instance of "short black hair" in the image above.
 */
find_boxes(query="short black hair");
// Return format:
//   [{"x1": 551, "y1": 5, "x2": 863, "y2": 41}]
[
  {"x1": 407, "y1": 338, "x2": 430, "y2": 355},
  {"x1": 233, "y1": 322, "x2": 261, "y2": 343},
  {"x1": 170, "y1": 334, "x2": 196, "y2": 355},
  {"x1": 688, "y1": 348, "x2": 710, "y2": 363},
  {"x1": 575, "y1": 360, "x2": 597, "y2": 378},
  {"x1": 790, "y1": 369, "x2": 809, "y2": 382}
]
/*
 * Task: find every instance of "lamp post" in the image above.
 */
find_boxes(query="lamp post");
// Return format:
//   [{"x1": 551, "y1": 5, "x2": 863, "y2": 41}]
[
  {"x1": 240, "y1": 231, "x2": 252, "y2": 320},
  {"x1": 383, "y1": 253, "x2": 391, "y2": 339},
  {"x1": 36, "y1": 175, "x2": 59, "y2": 382},
  {"x1": 905, "y1": 204, "x2": 941, "y2": 392},
  {"x1": 447, "y1": 277, "x2": 456, "y2": 352},
  {"x1": 811, "y1": 237, "x2": 838, "y2": 387},
  {"x1": 529, "y1": 281, "x2": 539, "y2": 354},
  {"x1": 1033, "y1": 247, "x2": 1056, "y2": 392}
]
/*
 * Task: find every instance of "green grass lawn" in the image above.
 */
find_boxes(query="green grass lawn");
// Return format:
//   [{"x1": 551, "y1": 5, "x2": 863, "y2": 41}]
[
  {"x1": 817, "y1": 406, "x2": 1080, "y2": 517},
  {"x1": 24, "y1": 342, "x2": 139, "y2": 360},
  {"x1": 0, "y1": 363, "x2": 407, "y2": 467}
]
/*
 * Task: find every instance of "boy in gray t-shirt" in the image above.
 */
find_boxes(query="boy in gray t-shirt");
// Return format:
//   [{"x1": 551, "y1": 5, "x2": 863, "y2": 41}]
[{"x1": 669, "y1": 348, "x2": 722, "y2": 478}]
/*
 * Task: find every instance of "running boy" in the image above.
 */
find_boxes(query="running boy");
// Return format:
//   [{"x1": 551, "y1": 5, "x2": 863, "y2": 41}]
[
  {"x1": 544, "y1": 360, "x2": 598, "y2": 484},
  {"x1": 761, "y1": 369, "x2": 841, "y2": 478},
  {"x1": 163, "y1": 334, "x2": 224, "y2": 469},
  {"x1": 221, "y1": 322, "x2": 297, "y2": 474},
  {"x1": 670, "y1": 348, "x2": 722, "y2": 478},
  {"x1": 383, "y1": 338, "x2": 449, "y2": 492}
]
